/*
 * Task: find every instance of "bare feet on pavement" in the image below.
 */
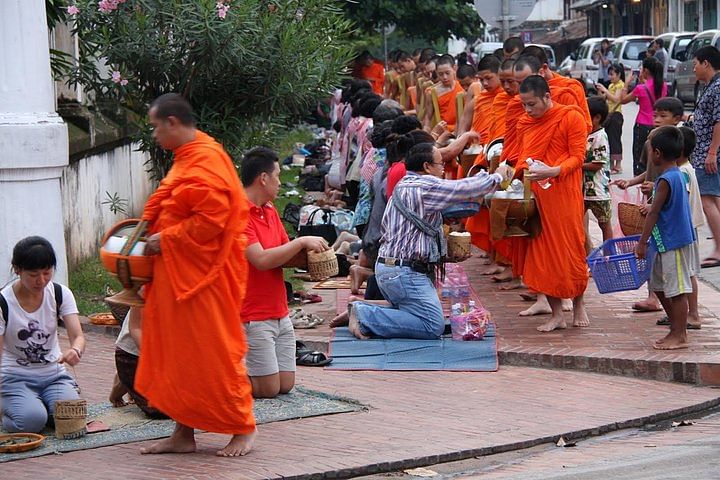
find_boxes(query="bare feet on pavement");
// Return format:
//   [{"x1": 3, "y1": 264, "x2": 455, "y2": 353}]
[
  {"x1": 561, "y1": 299, "x2": 573, "y2": 312},
  {"x1": 216, "y1": 429, "x2": 257, "y2": 457},
  {"x1": 491, "y1": 269, "x2": 514, "y2": 282},
  {"x1": 482, "y1": 265, "x2": 505, "y2": 275},
  {"x1": 498, "y1": 279, "x2": 523, "y2": 290},
  {"x1": 519, "y1": 295, "x2": 552, "y2": 316},
  {"x1": 572, "y1": 307, "x2": 590, "y2": 327},
  {"x1": 537, "y1": 315, "x2": 567, "y2": 332},
  {"x1": 141, "y1": 425, "x2": 196, "y2": 454},
  {"x1": 653, "y1": 332, "x2": 689, "y2": 350}
]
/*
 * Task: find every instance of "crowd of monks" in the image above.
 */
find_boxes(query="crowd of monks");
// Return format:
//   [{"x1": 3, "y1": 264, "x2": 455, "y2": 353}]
[{"x1": 354, "y1": 37, "x2": 594, "y2": 332}]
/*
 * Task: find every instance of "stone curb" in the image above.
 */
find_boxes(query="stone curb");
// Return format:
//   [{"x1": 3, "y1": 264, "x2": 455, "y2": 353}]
[{"x1": 279, "y1": 396, "x2": 720, "y2": 480}]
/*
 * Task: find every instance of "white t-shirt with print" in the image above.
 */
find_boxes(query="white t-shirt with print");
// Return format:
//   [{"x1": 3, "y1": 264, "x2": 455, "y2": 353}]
[
  {"x1": 679, "y1": 162, "x2": 705, "y2": 229},
  {"x1": 584, "y1": 128, "x2": 611, "y2": 201},
  {"x1": 0, "y1": 282, "x2": 79, "y2": 377}
]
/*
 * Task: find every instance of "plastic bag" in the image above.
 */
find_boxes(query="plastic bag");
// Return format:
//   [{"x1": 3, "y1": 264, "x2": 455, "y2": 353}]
[{"x1": 450, "y1": 308, "x2": 490, "y2": 341}]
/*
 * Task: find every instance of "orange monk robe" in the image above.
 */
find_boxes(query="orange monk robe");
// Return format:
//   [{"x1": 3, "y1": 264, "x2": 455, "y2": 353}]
[
  {"x1": 407, "y1": 85, "x2": 417, "y2": 109},
  {"x1": 359, "y1": 60, "x2": 385, "y2": 95},
  {"x1": 436, "y1": 82, "x2": 466, "y2": 132},
  {"x1": 467, "y1": 92, "x2": 522, "y2": 254},
  {"x1": 489, "y1": 90, "x2": 512, "y2": 140},
  {"x1": 471, "y1": 86, "x2": 501, "y2": 147},
  {"x1": 136, "y1": 131, "x2": 255, "y2": 435},
  {"x1": 549, "y1": 73, "x2": 592, "y2": 133},
  {"x1": 468, "y1": 81, "x2": 483, "y2": 99},
  {"x1": 516, "y1": 104, "x2": 589, "y2": 298}
]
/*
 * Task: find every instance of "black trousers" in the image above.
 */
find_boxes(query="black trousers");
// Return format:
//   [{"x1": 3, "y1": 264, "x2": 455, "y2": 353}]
[{"x1": 632, "y1": 123, "x2": 653, "y2": 176}]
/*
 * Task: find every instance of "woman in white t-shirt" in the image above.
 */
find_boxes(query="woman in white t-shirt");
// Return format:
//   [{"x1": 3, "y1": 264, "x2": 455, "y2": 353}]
[{"x1": 0, "y1": 236, "x2": 86, "y2": 433}]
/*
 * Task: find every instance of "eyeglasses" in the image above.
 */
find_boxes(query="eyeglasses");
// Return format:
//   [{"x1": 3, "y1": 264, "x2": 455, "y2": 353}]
[{"x1": 429, "y1": 162, "x2": 445, "y2": 168}]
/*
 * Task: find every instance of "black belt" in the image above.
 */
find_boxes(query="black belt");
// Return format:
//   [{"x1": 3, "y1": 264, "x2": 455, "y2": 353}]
[{"x1": 378, "y1": 256, "x2": 431, "y2": 274}]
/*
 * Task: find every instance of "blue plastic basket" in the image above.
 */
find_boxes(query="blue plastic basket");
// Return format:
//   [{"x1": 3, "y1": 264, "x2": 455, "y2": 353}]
[{"x1": 587, "y1": 235, "x2": 656, "y2": 294}]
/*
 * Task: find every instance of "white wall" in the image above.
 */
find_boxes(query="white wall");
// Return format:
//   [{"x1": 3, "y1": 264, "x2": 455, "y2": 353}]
[
  {"x1": 60, "y1": 143, "x2": 153, "y2": 267},
  {"x1": 527, "y1": 0, "x2": 563, "y2": 21}
]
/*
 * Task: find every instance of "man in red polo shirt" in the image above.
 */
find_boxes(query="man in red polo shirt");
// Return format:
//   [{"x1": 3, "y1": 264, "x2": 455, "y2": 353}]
[{"x1": 241, "y1": 147, "x2": 329, "y2": 398}]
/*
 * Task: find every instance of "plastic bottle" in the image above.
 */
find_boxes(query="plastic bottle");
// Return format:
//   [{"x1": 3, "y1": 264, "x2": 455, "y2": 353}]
[
  {"x1": 527, "y1": 158, "x2": 552, "y2": 190},
  {"x1": 468, "y1": 300, "x2": 476, "y2": 312}
]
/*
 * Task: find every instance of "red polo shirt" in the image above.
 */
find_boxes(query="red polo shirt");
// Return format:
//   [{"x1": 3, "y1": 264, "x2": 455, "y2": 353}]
[{"x1": 241, "y1": 200, "x2": 290, "y2": 322}]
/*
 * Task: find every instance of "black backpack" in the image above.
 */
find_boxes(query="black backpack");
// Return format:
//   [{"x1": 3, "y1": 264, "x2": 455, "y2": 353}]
[{"x1": 0, "y1": 282, "x2": 64, "y2": 327}]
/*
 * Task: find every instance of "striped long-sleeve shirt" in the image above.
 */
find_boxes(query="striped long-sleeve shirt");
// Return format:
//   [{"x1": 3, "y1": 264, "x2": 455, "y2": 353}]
[{"x1": 378, "y1": 171, "x2": 502, "y2": 262}]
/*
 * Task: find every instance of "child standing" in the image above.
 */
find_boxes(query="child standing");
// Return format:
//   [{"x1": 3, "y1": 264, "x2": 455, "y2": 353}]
[
  {"x1": 584, "y1": 96, "x2": 613, "y2": 253},
  {"x1": 612, "y1": 97, "x2": 684, "y2": 313},
  {"x1": 635, "y1": 126, "x2": 697, "y2": 350},
  {"x1": 676, "y1": 126, "x2": 704, "y2": 329},
  {"x1": 596, "y1": 63, "x2": 625, "y2": 174}
]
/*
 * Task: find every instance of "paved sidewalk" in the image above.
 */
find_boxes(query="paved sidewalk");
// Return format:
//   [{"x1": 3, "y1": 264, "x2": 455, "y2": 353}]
[{"x1": 3, "y1": 330, "x2": 720, "y2": 479}]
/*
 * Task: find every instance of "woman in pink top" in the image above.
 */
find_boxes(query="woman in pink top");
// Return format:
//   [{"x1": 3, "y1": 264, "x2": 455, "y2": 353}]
[{"x1": 615, "y1": 56, "x2": 666, "y2": 175}]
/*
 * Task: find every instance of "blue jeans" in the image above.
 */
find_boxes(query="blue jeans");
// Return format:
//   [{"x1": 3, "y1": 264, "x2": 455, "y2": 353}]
[
  {"x1": 354, "y1": 263, "x2": 444, "y2": 339},
  {"x1": 1, "y1": 369, "x2": 80, "y2": 433}
]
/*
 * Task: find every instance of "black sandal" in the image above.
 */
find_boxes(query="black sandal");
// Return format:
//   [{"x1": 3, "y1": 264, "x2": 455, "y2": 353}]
[{"x1": 296, "y1": 349, "x2": 332, "y2": 367}]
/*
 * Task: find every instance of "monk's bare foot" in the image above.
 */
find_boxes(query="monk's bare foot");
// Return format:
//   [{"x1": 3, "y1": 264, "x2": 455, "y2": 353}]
[
  {"x1": 216, "y1": 429, "x2": 257, "y2": 457},
  {"x1": 573, "y1": 307, "x2": 590, "y2": 327},
  {"x1": 561, "y1": 299, "x2": 573, "y2": 312},
  {"x1": 653, "y1": 332, "x2": 688, "y2": 350},
  {"x1": 491, "y1": 269, "x2": 513, "y2": 282},
  {"x1": 330, "y1": 311, "x2": 349, "y2": 328},
  {"x1": 499, "y1": 279, "x2": 523, "y2": 291},
  {"x1": 348, "y1": 307, "x2": 370, "y2": 340},
  {"x1": 519, "y1": 297, "x2": 552, "y2": 316},
  {"x1": 480, "y1": 258, "x2": 493, "y2": 265},
  {"x1": 482, "y1": 265, "x2": 505, "y2": 275},
  {"x1": 537, "y1": 316, "x2": 567, "y2": 332},
  {"x1": 141, "y1": 429, "x2": 196, "y2": 455}
]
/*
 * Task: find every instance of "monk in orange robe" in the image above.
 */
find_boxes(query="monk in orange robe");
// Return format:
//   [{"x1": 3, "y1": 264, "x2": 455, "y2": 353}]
[
  {"x1": 518, "y1": 46, "x2": 592, "y2": 133},
  {"x1": 136, "y1": 93, "x2": 256, "y2": 457},
  {"x1": 516, "y1": 76, "x2": 589, "y2": 332},
  {"x1": 424, "y1": 55, "x2": 465, "y2": 134},
  {"x1": 353, "y1": 51, "x2": 385, "y2": 96}
]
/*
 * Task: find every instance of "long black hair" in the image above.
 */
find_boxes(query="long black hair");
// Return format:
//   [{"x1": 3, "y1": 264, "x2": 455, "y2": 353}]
[
  {"x1": 608, "y1": 63, "x2": 625, "y2": 82},
  {"x1": 642, "y1": 56, "x2": 664, "y2": 99}
]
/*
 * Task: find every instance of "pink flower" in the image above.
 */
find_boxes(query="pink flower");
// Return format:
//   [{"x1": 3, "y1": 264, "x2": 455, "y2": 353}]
[
  {"x1": 67, "y1": 5, "x2": 79, "y2": 15},
  {"x1": 120, "y1": 79, "x2": 128, "y2": 86},
  {"x1": 216, "y1": 2, "x2": 230, "y2": 19},
  {"x1": 111, "y1": 71, "x2": 122, "y2": 83},
  {"x1": 98, "y1": 0, "x2": 119, "y2": 13}
]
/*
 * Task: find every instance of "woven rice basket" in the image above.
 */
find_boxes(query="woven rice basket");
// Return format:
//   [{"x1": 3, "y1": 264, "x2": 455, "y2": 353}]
[
  {"x1": 448, "y1": 234, "x2": 472, "y2": 259},
  {"x1": 54, "y1": 399, "x2": 87, "y2": 440},
  {"x1": 618, "y1": 202, "x2": 646, "y2": 236},
  {"x1": 307, "y1": 249, "x2": 339, "y2": 281}
]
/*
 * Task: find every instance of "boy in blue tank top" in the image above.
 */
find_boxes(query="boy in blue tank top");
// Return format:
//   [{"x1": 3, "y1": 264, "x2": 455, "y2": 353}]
[{"x1": 635, "y1": 126, "x2": 697, "y2": 350}]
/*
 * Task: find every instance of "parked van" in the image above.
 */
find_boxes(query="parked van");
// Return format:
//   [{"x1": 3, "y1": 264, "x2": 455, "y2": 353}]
[
  {"x1": 474, "y1": 42, "x2": 503, "y2": 60},
  {"x1": 656, "y1": 31, "x2": 696, "y2": 93},
  {"x1": 569, "y1": 37, "x2": 613, "y2": 85},
  {"x1": 674, "y1": 30, "x2": 720, "y2": 104},
  {"x1": 611, "y1": 35, "x2": 654, "y2": 78}
]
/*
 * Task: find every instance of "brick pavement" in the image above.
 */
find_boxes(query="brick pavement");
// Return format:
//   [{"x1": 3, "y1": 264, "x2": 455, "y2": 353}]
[
  {"x1": 292, "y1": 224, "x2": 720, "y2": 386},
  {"x1": 3, "y1": 330, "x2": 720, "y2": 479}
]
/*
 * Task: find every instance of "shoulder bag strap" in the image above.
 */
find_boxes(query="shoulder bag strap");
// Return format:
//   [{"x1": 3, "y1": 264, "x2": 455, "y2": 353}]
[
  {"x1": 53, "y1": 282, "x2": 64, "y2": 326},
  {"x1": 0, "y1": 292, "x2": 7, "y2": 328}
]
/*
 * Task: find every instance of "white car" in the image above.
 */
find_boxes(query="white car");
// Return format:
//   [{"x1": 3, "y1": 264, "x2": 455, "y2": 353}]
[
  {"x1": 569, "y1": 37, "x2": 614, "y2": 85},
  {"x1": 611, "y1": 35, "x2": 654, "y2": 79},
  {"x1": 528, "y1": 43, "x2": 557, "y2": 70}
]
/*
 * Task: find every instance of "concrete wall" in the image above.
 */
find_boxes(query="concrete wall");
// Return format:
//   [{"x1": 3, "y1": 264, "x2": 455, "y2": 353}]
[{"x1": 60, "y1": 142, "x2": 153, "y2": 268}]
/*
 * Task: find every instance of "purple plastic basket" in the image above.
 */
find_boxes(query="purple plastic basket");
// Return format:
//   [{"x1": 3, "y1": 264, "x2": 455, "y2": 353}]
[{"x1": 587, "y1": 235, "x2": 656, "y2": 294}]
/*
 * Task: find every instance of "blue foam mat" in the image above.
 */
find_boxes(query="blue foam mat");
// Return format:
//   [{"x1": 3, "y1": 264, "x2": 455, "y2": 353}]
[{"x1": 327, "y1": 323, "x2": 498, "y2": 371}]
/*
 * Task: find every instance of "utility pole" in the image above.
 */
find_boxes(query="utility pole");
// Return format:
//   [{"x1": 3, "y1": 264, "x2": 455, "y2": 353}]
[{"x1": 502, "y1": 0, "x2": 510, "y2": 40}]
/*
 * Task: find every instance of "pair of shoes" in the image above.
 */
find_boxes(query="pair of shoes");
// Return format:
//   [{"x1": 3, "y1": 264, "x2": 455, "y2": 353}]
[
  {"x1": 295, "y1": 341, "x2": 332, "y2": 366},
  {"x1": 290, "y1": 309, "x2": 325, "y2": 329},
  {"x1": 701, "y1": 257, "x2": 720, "y2": 269}
]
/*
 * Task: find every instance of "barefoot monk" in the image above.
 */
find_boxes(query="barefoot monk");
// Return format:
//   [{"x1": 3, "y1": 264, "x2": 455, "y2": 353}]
[
  {"x1": 136, "y1": 93, "x2": 256, "y2": 457},
  {"x1": 517, "y1": 77, "x2": 589, "y2": 332}
]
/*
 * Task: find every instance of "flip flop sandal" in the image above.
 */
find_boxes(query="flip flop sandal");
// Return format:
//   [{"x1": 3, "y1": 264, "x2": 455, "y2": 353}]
[
  {"x1": 656, "y1": 316, "x2": 670, "y2": 326},
  {"x1": 701, "y1": 258, "x2": 720, "y2": 269},
  {"x1": 632, "y1": 302, "x2": 663, "y2": 312},
  {"x1": 296, "y1": 349, "x2": 332, "y2": 367},
  {"x1": 292, "y1": 315, "x2": 317, "y2": 329}
]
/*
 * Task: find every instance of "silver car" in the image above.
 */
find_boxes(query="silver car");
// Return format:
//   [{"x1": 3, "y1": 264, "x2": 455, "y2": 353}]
[
  {"x1": 657, "y1": 32, "x2": 696, "y2": 93},
  {"x1": 674, "y1": 30, "x2": 720, "y2": 104},
  {"x1": 611, "y1": 35, "x2": 654, "y2": 78},
  {"x1": 569, "y1": 37, "x2": 613, "y2": 84}
]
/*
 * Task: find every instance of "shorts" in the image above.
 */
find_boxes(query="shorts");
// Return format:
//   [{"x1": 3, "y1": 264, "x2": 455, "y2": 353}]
[
  {"x1": 244, "y1": 317, "x2": 296, "y2": 377},
  {"x1": 695, "y1": 166, "x2": 720, "y2": 197},
  {"x1": 584, "y1": 199, "x2": 612, "y2": 224},
  {"x1": 649, "y1": 243, "x2": 698, "y2": 298}
]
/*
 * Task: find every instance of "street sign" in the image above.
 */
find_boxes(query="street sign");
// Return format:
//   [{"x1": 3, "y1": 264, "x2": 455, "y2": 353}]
[
  {"x1": 520, "y1": 31, "x2": 532, "y2": 43},
  {"x1": 474, "y1": 0, "x2": 537, "y2": 31}
]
